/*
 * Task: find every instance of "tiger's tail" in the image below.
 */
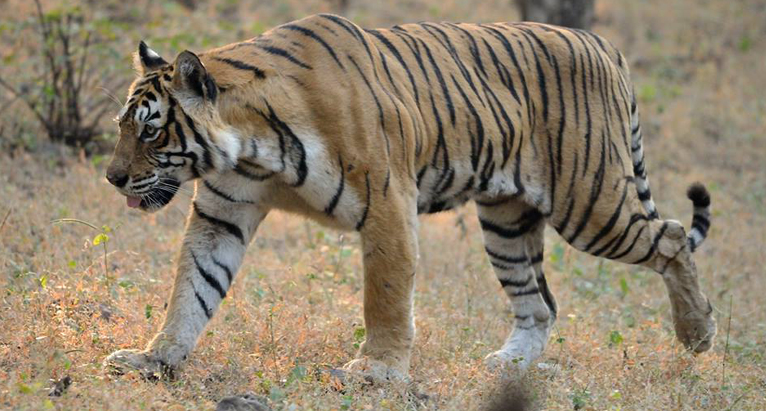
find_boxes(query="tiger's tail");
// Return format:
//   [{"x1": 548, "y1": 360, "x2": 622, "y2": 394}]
[
  {"x1": 629, "y1": 94, "x2": 712, "y2": 252},
  {"x1": 686, "y1": 183, "x2": 711, "y2": 252},
  {"x1": 629, "y1": 93, "x2": 659, "y2": 219}
]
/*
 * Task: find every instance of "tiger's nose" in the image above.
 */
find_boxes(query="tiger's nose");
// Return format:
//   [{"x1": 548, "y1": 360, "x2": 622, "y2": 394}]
[{"x1": 107, "y1": 171, "x2": 129, "y2": 188}]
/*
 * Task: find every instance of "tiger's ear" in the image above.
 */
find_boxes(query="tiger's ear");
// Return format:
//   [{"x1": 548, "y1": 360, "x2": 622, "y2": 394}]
[
  {"x1": 171, "y1": 50, "x2": 218, "y2": 103},
  {"x1": 134, "y1": 41, "x2": 168, "y2": 75}
]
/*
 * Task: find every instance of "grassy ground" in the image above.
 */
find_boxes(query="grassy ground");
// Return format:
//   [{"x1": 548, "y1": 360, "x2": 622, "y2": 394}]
[{"x1": 2, "y1": 0, "x2": 766, "y2": 409}]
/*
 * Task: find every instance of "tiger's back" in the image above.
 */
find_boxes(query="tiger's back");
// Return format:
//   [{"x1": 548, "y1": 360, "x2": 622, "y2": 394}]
[{"x1": 203, "y1": 16, "x2": 644, "y2": 247}]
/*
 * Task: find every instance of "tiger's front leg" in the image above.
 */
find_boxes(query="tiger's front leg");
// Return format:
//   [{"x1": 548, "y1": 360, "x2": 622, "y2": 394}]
[
  {"x1": 105, "y1": 183, "x2": 267, "y2": 378},
  {"x1": 343, "y1": 190, "x2": 419, "y2": 382}
]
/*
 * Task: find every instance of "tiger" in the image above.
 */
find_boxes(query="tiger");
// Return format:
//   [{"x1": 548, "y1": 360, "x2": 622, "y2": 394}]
[{"x1": 104, "y1": 13, "x2": 716, "y2": 381}]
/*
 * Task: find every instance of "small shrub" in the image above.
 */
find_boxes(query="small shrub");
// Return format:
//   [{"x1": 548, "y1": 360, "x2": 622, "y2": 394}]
[{"x1": 0, "y1": 0, "x2": 119, "y2": 152}]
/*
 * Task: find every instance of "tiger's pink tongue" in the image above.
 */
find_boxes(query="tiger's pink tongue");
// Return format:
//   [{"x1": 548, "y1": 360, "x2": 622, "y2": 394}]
[{"x1": 126, "y1": 196, "x2": 142, "y2": 208}]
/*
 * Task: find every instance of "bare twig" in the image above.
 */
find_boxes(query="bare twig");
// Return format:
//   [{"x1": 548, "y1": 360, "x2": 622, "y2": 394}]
[
  {"x1": 721, "y1": 295, "x2": 733, "y2": 387},
  {"x1": 0, "y1": 76, "x2": 50, "y2": 130},
  {"x1": 52, "y1": 218, "x2": 100, "y2": 231},
  {"x1": 0, "y1": 207, "x2": 12, "y2": 234},
  {"x1": 725, "y1": 385, "x2": 752, "y2": 411}
]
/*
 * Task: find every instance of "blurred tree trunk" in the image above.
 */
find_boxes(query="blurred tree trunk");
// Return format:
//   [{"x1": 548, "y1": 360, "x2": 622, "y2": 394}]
[
  {"x1": 326, "y1": 0, "x2": 350, "y2": 15},
  {"x1": 516, "y1": 0, "x2": 595, "y2": 29}
]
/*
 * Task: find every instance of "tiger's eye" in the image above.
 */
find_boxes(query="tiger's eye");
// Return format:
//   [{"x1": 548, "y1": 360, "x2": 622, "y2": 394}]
[{"x1": 145, "y1": 124, "x2": 155, "y2": 135}]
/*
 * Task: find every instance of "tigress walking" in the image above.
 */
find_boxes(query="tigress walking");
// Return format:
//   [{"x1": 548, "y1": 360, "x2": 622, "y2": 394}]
[{"x1": 104, "y1": 14, "x2": 715, "y2": 380}]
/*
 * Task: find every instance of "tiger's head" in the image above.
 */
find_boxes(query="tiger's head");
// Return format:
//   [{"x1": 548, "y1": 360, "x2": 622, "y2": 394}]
[{"x1": 107, "y1": 41, "x2": 232, "y2": 212}]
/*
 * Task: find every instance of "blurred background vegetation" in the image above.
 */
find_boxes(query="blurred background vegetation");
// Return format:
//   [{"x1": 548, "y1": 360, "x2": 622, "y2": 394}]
[{"x1": 0, "y1": 0, "x2": 760, "y2": 156}]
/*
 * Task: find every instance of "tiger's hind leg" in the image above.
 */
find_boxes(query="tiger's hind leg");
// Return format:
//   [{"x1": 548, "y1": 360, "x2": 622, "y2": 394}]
[
  {"x1": 561, "y1": 183, "x2": 716, "y2": 353},
  {"x1": 477, "y1": 200, "x2": 556, "y2": 371}
]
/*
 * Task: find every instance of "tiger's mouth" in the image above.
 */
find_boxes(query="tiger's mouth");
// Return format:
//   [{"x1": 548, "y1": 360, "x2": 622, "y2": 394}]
[{"x1": 125, "y1": 178, "x2": 180, "y2": 212}]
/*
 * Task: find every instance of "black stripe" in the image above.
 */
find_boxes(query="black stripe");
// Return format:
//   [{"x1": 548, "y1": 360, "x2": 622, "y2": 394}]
[
  {"x1": 318, "y1": 14, "x2": 360, "y2": 39},
  {"x1": 478, "y1": 141, "x2": 495, "y2": 192},
  {"x1": 516, "y1": 26, "x2": 553, "y2": 63},
  {"x1": 480, "y1": 214, "x2": 540, "y2": 240},
  {"x1": 383, "y1": 168, "x2": 391, "y2": 198},
  {"x1": 262, "y1": 102, "x2": 308, "y2": 187},
  {"x1": 610, "y1": 225, "x2": 647, "y2": 260},
  {"x1": 325, "y1": 154, "x2": 345, "y2": 216},
  {"x1": 233, "y1": 164, "x2": 275, "y2": 181},
  {"x1": 482, "y1": 37, "x2": 521, "y2": 105},
  {"x1": 191, "y1": 251, "x2": 226, "y2": 299},
  {"x1": 420, "y1": 23, "x2": 483, "y2": 105},
  {"x1": 555, "y1": 30, "x2": 580, "y2": 129},
  {"x1": 203, "y1": 180, "x2": 254, "y2": 204},
  {"x1": 419, "y1": 39, "x2": 455, "y2": 126},
  {"x1": 512, "y1": 287, "x2": 540, "y2": 297},
  {"x1": 355, "y1": 172, "x2": 371, "y2": 231},
  {"x1": 416, "y1": 166, "x2": 428, "y2": 188},
  {"x1": 475, "y1": 197, "x2": 512, "y2": 207},
  {"x1": 537, "y1": 273, "x2": 557, "y2": 316},
  {"x1": 691, "y1": 218, "x2": 710, "y2": 236},
  {"x1": 500, "y1": 277, "x2": 533, "y2": 288},
  {"x1": 525, "y1": 34, "x2": 550, "y2": 122},
  {"x1": 318, "y1": 14, "x2": 375, "y2": 62},
  {"x1": 599, "y1": 213, "x2": 648, "y2": 257},
  {"x1": 490, "y1": 261, "x2": 514, "y2": 270},
  {"x1": 481, "y1": 26, "x2": 529, "y2": 118},
  {"x1": 571, "y1": 31, "x2": 594, "y2": 177},
  {"x1": 392, "y1": 29, "x2": 431, "y2": 96},
  {"x1": 584, "y1": 180, "x2": 629, "y2": 252},
  {"x1": 347, "y1": 55, "x2": 391, "y2": 157},
  {"x1": 634, "y1": 161, "x2": 646, "y2": 177},
  {"x1": 555, "y1": 152, "x2": 579, "y2": 234},
  {"x1": 282, "y1": 24, "x2": 345, "y2": 69},
  {"x1": 632, "y1": 221, "x2": 668, "y2": 264},
  {"x1": 566, "y1": 130, "x2": 607, "y2": 244},
  {"x1": 427, "y1": 92, "x2": 450, "y2": 187},
  {"x1": 445, "y1": 22, "x2": 487, "y2": 78},
  {"x1": 451, "y1": 75, "x2": 484, "y2": 171},
  {"x1": 366, "y1": 29, "x2": 419, "y2": 103},
  {"x1": 195, "y1": 290, "x2": 212, "y2": 319},
  {"x1": 551, "y1": 53, "x2": 566, "y2": 177},
  {"x1": 256, "y1": 45, "x2": 312, "y2": 69},
  {"x1": 637, "y1": 188, "x2": 651, "y2": 201},
  {"x1": 132, "y1": 179, "x2": 156, "y2": 191},
  {"x1": 185, "y1": 115, "x2": 213, "y2": 173},
  {"x1": 193, "y1": 202, "x2": 245, "y2": 244},
  {"x1": 213, "y1": 57, "x2": 266, "y2": 78},
  {"x1": 378, "y1": 50, "x2": 403, "y2": 98},
  {"x1": 486, "y1": 247, "x2": 528, "y2": 265},
  {"x1": 211, "y1": 257, "x2": 233, "y2": 284},
  {"x1": 475, "y1": 66, "x2": 515, "y2": 168}
]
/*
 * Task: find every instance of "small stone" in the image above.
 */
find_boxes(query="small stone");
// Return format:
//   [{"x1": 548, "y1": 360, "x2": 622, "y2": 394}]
[
  {"x1": 48, "y1": 375, "x2": 72, "y2": 397},
  {"x1": 216, "y1": 392, "x2": 270, "y2": 411}
]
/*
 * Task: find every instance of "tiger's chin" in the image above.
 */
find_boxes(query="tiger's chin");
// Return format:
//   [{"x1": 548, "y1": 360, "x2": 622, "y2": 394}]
[{"x1": 127, "y1": 178, "x2": 180, "y2": 213}]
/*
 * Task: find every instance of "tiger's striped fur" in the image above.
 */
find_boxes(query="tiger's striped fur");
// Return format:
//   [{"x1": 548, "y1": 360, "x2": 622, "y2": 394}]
[{"x1": 104, "y1": 14, "x2": 715, "y2": 379}]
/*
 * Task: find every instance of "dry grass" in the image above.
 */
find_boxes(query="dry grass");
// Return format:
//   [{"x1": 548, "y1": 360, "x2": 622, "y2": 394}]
[{"x1": 1, "y1": 0, "x2": 766, "y2": 409}]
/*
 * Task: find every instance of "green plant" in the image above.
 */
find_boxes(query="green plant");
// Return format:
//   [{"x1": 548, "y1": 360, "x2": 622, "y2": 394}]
[
  {"x1": 52, "y1": 218, "x2": 114, "y2": 286},
  {"x1": 353, "y1": 327, "x2": 365, "y2": 350}
]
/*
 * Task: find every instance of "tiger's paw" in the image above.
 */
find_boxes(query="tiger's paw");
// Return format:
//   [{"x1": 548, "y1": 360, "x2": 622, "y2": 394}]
[
  {"x1": 341, "y1": 357, "x2": 410, "y2": 385},
  {"x1": 675, "y1": 300, "x2": 717, "y2": 353},
  {"x1": 103, "y1": 349, "x2": 174, "y2": 381},
  {"x1": 485, "y1": 327, "x2": 548, "y2": 375},
  {"x1": 484, "y1": 350, "x2": 533, "y2": 375}
]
